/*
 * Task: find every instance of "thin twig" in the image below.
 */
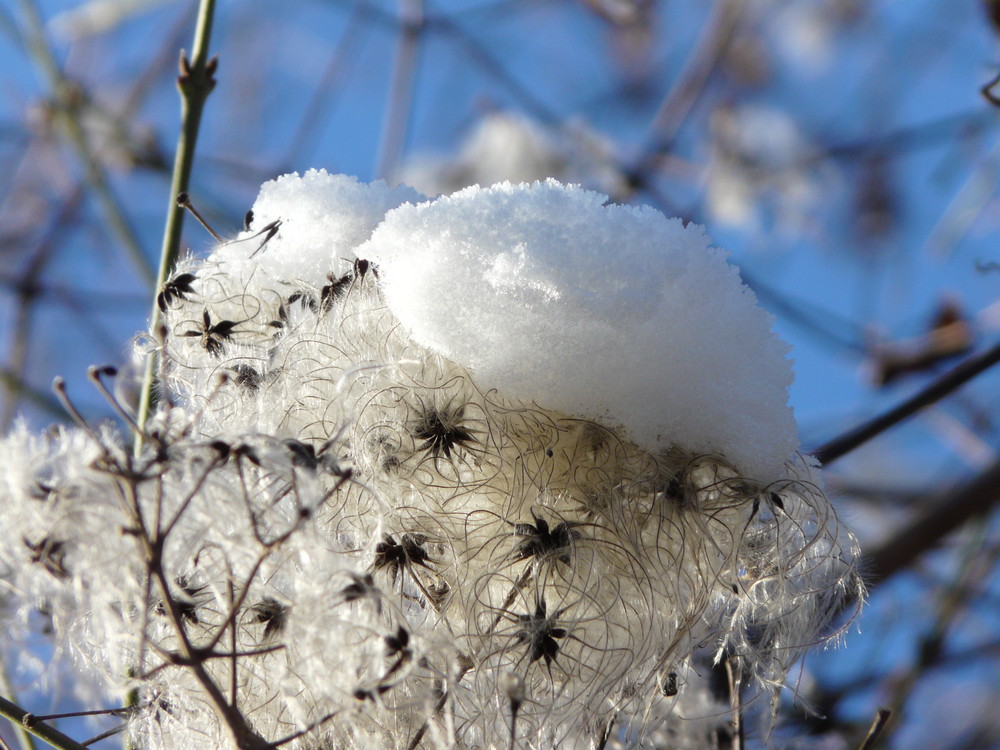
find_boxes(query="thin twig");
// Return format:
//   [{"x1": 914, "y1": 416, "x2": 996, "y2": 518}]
[
  {"x1": 0, "y1": 185, "x2": 86, "y2": 430},
  {"x1": 880, "y1": 519, "x2": 995, "y2": 720},
  {"x1": 813, "y1": 337, "x2": 1000, "y2": 465},
  {"x1": 0, "y1": 695, "x2": 88, "y2": 750},
  {"x1": 176, "y1": 192, "x2": 222, "y2": 241},
  {"x1": 0, "y1": 367, "x2": 64, "y2": 422},
  {"x1": 228, "y1": 580, "x2": 237, "y2": 708},
  {"x1": 981, "y1": 70, "x2": 1000, "y2": 107},
  {"x1": 857, "y1": 708, "x2": 890, "y2": 750},
  {"x1": 135, "y1": 0, "x2": 219, "y2": 449},
  {"x1": 864, "y1": 459, "x2": 1000, "y2": 583},
  {"x1": 280, "y1": 1, "x2": 370, "y2": 170},
  {"x1": 0, "y1": 664, "x2": 36, "y2": 750},
  {"x1": 80, "y1": 724, "x2": 125, "y2": 747},
  {"x1": 21, "y1": 708, "x2": 126, "y2": 724},
  {"x1": 647, "y1": 0, "x2": 741, "y2": 145},
  {"x1": 406, "y1": 689, "x2": 449, "y2": 750}
]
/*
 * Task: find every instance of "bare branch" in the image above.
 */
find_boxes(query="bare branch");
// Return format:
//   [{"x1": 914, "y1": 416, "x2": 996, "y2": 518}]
[{"x1": 813, "y1": 338, "x2": 1000, "y2": 465}]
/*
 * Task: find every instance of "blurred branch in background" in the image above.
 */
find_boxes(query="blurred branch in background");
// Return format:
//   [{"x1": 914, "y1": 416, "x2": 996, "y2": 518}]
[{"x1": 15, "y1": 0, "x2": 153, "y2": 286}]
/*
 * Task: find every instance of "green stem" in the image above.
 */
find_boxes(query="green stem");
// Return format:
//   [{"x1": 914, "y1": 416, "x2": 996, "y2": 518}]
[
  {"x1": 813, "y1": 337, "x2": 1000, "y2": 465},
  {"x1": 134, "y1": 0, "x2": 218, "y2": 449},
  {"x1": 0, "y1": 664, "x2": 36, "y2": 750},
  {"x1": 0, "y1": 695, "x2": 87, "y2": 750}
]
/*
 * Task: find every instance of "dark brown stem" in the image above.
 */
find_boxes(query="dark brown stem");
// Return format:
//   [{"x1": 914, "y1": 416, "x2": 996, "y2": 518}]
[
  {"x1": 813, "y1": 338, "x2": 1000, "y2": 465},
  {"x1": 858, "y1": 708, "x2": 891, "y2": 750},
  {"x1": 864, "y1": 459, "x2": 1000, "y2": 583}
]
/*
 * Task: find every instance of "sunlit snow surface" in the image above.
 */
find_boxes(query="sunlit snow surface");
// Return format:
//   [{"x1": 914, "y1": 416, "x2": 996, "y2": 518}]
[
  {"x1": 215, "y1": 170, "x2": 423, "y2": 288},
  {"x1": 247, "y1": 170, "x2": 798, "y2": 480}
]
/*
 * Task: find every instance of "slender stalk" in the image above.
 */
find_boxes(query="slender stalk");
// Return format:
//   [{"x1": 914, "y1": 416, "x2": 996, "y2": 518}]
[
  {"x1": 0, "y1": 664, "x2": 36, "y2": 750},
  {"x1": 724, "y1": 656, "x2": 743, "y2": 750},
  {"x1": 857, "y1": 708, "x2": 891, "y2": 750},
  {"x1": 813, "y1": 337, "x2": 1000, "y2": 465},
  {"x1": 135, "y1": 0, "x2": 218, "y2": 449},
  {"x1": 0, "y1": 695, "x2": 88, "y2": 750}
]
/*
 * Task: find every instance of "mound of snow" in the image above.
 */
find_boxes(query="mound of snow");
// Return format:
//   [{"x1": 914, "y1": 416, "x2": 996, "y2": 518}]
[{"x1": 358, "y1": 179, "x2": 798, "y2": 480}]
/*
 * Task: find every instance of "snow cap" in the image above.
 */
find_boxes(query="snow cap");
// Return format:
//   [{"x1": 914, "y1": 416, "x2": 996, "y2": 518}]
[
  {"x1": 359, "y1": 179, "x2": 798, "y2": 480},
  {"x1": 215, "y1": 169, "x2": 423, "y2": 287}
]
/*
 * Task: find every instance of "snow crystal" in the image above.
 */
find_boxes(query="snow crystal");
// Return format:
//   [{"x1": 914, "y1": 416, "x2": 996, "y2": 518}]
[
  {"x1": 359, "y1": 179, "x2": 798, "y2": 480},
  {"x1": 213, "y1": 169, "x2": 423, "y2": 287}
]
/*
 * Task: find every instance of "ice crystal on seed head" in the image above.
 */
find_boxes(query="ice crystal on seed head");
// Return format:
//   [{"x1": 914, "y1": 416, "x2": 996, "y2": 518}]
[{"x1": 0, "y1": 172, "x2": 861, "y2": 750}]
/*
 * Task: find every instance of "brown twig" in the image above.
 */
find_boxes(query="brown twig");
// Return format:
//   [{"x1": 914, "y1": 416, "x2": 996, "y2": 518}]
[
  {"x1": 857, "y1": 708, "x2": 891, "y2": 750},
  {"x1": 813, "y1": 337, "x2": 1000, "y2": 465},
  {"x1": 864, "y1": 460, "x2": 1000, "y2": 583},
  {"x1": 981, "y1": 70, "x2": 1000, "y2": 107}
]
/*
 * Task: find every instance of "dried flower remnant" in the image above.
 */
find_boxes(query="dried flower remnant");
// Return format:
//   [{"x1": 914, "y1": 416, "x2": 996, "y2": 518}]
[
  {"x1": 0, "y1": 171, "x2": 861, "y2": 750},
  {"x1": 411, "y1": 403, "x2": 477, "y2": 463},
  {"x1": 157, "y1": 271, "x2": 197, "y2": 312},
  {"x1": 251, "y1": 597, "x2": 288, "y2": 640},
  {"x1": 510, "y1": 513, "x2": 582, "y2": 565},
  {"x1": 180, "y1": 309, "x2": 239, "y2": 357},
  {"x1": 514, "y1": 598, "x2": 568, "y2": 669},
  {"x1": 372, "y1": 533, "x2": 434, "y2": 587}
]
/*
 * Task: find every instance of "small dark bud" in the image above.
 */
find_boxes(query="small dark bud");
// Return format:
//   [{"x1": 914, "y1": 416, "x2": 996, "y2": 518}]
[
  {"x1": 210, "y1": 440, "x2": 231, "y2": 456},
  {"x1": 769, "y1": 492, "x2": 785, "y2": 512},
  {"x1": 660, "y1": 672, "x2": 678, "y2": 697}
]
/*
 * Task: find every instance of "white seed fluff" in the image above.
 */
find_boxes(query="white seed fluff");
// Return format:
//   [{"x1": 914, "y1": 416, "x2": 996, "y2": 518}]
[
  {"x1": 359, "y1": 179, "x2": 798, "y2": 480},
  {"x1": 0, "y1": 171, "x2": 862, "y2": 750}
]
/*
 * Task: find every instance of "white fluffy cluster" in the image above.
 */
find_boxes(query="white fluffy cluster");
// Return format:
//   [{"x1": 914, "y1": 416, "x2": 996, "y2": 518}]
[
  {"x1": 0, "y1": 171, "x2": 861, "y2": 750},
  {"x1": 400, "y1": 111, "x2": 626, "y2": 200}
]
